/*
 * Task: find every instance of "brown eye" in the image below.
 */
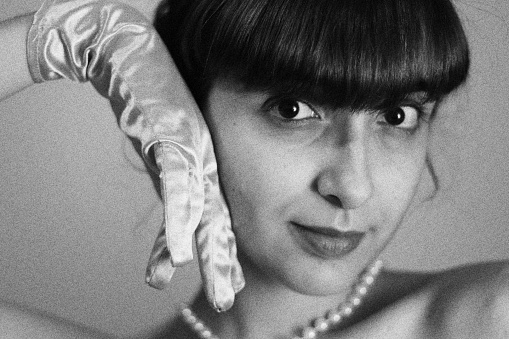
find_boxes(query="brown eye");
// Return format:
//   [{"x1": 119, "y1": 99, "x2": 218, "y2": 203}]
[
  {"x1": 377, "y1": 106, "x2": 420, "y2": 130},
  {"x1": 384, "y1": 107, "x2": 406, "y2": 126},
  {"x1": 272, "y1": 99, "x2": 318, "y2": 121},
  {"x1": 277, "y1": 99, "x2": 300, "y2": 119}
]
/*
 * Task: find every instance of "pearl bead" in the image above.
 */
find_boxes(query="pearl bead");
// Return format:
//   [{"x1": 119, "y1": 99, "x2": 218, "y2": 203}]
[
  {"x1": 326, "y1": 310, "x2": 342, "y2": 324},
  {"x1": 341, "y1": 302, "x2": 354, "y2": 316},
  {"x1": 351, "y1": 296, "x2": 362, "y2": 306},
  {"x1": 363, "y1": 275, "x2": 375, "y2": 285},
  {"x1": 313, "y1": 317, "x2": 329, "y2": 332},
  {"x1": 200, "y1": 329, "x2": 212, "y2": 338},
  {"x1": 194, "y1": 322, "x2": 205, "y2": 331},
  {"x1": 302, "y1": 327, "x2": 317, "y2": 339},
  {"x1": 181, "y1": 261, "x2": 383, "y2": 339},
  {"x1": 369, "y1": 261, "x2": 382, "y2": 275},
  {"x1": 357, "y1": 285, "x2": 368, "y2": 296}
]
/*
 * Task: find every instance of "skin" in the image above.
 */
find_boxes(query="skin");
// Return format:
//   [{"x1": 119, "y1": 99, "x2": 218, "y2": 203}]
[
  {"x1": 203, "y1": 79, "x2": 435, "y2": 298},
  {"x1": 167, "y1": 79, "x2": 447, "y2": 338},
  {"x1": 2, "y1": 2, "x2": 507, "y2": 338}
]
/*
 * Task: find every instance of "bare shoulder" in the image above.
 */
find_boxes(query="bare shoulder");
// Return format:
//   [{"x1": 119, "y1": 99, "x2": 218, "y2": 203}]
[
  {"x1": 425, "y1": 261, "x2": 509, "y2": 339},
  {"x1": 344, "y1": 262, "x2": 509, "y2": 339}
]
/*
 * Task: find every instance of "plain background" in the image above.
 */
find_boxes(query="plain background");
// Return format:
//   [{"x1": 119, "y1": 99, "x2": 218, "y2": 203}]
[{"x1": 1, "y1": 0, "x2": 508, "y2": 337}]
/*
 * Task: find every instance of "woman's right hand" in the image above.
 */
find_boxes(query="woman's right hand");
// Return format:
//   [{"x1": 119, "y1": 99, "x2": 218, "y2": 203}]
[{"x1": 1, "y1": 0, "x2": 244, "y2": 312}]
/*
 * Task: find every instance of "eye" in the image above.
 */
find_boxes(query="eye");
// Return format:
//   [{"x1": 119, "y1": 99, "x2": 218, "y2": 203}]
[
  {"x1": 377, "y1": 106, "x2": 420, "y2": 130},
  {"x1": 272, "y1": 99, "x2": 319, "y2": 121}
]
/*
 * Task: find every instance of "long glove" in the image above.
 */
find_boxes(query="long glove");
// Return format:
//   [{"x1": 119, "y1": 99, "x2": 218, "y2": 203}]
[{"x1": 27, "y1": 0, "x2": 244, "y2": 311}]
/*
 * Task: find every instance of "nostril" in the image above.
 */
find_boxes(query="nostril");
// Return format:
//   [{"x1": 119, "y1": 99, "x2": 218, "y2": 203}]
[{"x1": 323, "y1": 194, "x2": 343, "y2": 208}]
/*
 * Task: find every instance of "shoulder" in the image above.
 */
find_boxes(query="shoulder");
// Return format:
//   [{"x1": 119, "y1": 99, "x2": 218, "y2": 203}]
[
  {"x1": 425, "y1": 261, "x2": 509, "y2": 339},
  {"x1": 355, "y1": 262, "x2": 509, "y2": 339}
]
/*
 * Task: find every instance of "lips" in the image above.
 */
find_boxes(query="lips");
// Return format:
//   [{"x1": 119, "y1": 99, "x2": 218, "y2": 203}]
[{"x1": 290, "y1": 222, "x2": 365, "y2": 259}]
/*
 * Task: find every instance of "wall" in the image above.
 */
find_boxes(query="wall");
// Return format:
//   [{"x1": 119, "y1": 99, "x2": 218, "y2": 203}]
[{"x1": 0, "y1": 0, "x2": 508, "y2": 337}]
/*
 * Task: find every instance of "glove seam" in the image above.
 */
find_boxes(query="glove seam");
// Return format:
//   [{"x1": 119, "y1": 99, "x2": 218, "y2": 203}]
[{"x1": 26, "y1": 0, "x2": 55, "y2": 83}]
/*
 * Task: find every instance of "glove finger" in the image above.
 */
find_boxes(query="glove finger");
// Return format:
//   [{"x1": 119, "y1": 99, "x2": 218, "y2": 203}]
[
  {"x1": 145, "y1": 221, "x2": 176, "y2": 289},
  {"x1": 196, "y1": 155, "x2": 236, "y2": 312},
  {"x1": 214, "y1": 182, "x2": 245, "y2": 293},
  {"x1": 222, "y1": 197, "x2": 245, "y2": 293},
  {"x1": 155, "y1": 141, "x2": 204, "y2": 266}
]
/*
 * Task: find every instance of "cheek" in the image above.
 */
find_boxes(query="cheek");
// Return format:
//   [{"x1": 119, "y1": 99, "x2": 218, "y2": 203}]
[
  {"x1": 208, "y1": 113, "x2": 284, "y2": 230},
  {"x1": 217, "y1": 139, "x2": 302, "y2": 224},
  {"x1": 371, "y1": 147, "x2": 427, "y2": 232},
  {"x1": 208, "y1": 114, "x2": 317, "y2": 275},
  {"x1": 211, "y1": 130, "x2": 300, "y2": 277}
]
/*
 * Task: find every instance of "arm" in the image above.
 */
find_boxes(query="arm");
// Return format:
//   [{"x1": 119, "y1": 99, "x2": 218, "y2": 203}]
[
  {"x1": 3, "y1": 0, "x2": 243, "y2": 312},
  {"x1": 0, "y1": 301, "x2": 111, "y2": 339},
  {"x1": 0, "y1": 0, "x2": 158, "y2": 101},
  {"x1": 0, "y1": 14, "x2": 34, "y2": 100}
]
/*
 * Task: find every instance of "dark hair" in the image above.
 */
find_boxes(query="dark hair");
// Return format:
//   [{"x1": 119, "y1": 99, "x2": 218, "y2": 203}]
[{"x1": 155, "y1": 0, "x2": 469, "y2": 111}]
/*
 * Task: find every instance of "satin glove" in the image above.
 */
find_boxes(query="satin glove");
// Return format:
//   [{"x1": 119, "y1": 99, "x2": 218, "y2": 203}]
[{"x1": 27, "y1": 0, "x2": 244, "y2": 311}]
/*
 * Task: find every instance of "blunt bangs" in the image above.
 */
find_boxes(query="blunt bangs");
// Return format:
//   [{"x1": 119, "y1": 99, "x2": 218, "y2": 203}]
[{"x1": 156, "y1": 0, "x2": 469, "y2": 109}]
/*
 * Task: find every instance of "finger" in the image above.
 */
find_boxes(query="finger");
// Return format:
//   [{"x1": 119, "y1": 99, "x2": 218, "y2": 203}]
[
  {"x1": 145, "y1": 221, "x2": 176, "y2": 289},
  {"x1": 222, "y1": 196, "x2": 245, "y2": 293},
  {"x1": 196, "y1": 154, "x2": 236, "y2": 312},
  {"x1": 228, "y1": 236, "x2": 244, "y2": 294},
  {"x1": 155, "y1": 141, "x2": 204, "y2": 266},
  {"x1": 214, "y1": 183, "x2": 245, "y2": 293}
]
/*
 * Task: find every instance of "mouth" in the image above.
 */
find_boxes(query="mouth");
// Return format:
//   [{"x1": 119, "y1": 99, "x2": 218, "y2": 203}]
[{"x1": 290, "y1": 222, "x2": 365, "y2": 259}]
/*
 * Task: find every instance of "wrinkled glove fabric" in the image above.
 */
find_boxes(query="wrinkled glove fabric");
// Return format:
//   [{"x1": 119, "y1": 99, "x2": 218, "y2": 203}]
[{"x1": 26, "y1": 0, "x2": 244, "y2": 311}]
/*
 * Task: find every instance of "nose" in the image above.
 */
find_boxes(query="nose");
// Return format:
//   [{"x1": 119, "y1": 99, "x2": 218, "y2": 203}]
[{"x1": 316, "y1": 128, "x2": 373, "y2": 210}]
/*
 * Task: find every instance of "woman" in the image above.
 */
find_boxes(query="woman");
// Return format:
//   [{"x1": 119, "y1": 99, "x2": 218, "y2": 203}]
[
  {"x1": 149, "y1": 0, "x2": 508, "y2": 338},
  {"x1": 0, "y1": 0, "x2": 508, "y2": 338}
]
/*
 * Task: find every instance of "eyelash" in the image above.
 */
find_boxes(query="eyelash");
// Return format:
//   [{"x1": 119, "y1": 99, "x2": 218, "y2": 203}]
[
  {"x1": 262, "y1": 97, "x2": 431, "y2": 133},
  {"x1": 376, "y1": 104, "x2": 428, "y2": 134},
  {"x1": 262, "y1": 97, "x2": 320, "y2": 125}
]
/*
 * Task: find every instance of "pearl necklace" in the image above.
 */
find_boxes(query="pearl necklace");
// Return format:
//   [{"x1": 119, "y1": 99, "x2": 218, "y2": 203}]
[{"x1": 182, "y1": 260, "x2": 383, "y2": 339}]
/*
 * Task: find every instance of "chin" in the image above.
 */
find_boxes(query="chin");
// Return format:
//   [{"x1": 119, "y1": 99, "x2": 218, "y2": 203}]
[{"x1": 276, "y1": 257, "x2": 369, "y2": 296}]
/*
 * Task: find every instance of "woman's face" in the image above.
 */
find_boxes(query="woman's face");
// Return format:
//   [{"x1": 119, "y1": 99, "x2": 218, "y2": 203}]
[{"x1": 203, "y1": 80, "x2": 433, "y2": 295}]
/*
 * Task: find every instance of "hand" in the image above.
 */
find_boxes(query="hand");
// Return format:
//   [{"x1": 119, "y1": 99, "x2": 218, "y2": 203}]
[{"x1": 26, "y1": 0, "x2": 244, "y2": 311}]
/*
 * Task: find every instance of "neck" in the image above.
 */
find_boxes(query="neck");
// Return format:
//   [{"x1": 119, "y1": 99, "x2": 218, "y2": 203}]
[
  {"x1": 193, "y1": 272, "x2": 349, "y2": 339},
  {"x1": 191, "y1": 258, "x2": 383, "y2": 339},
  {"x1": 241, "y1": 273, "x2": 353, "y2": 337}
]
